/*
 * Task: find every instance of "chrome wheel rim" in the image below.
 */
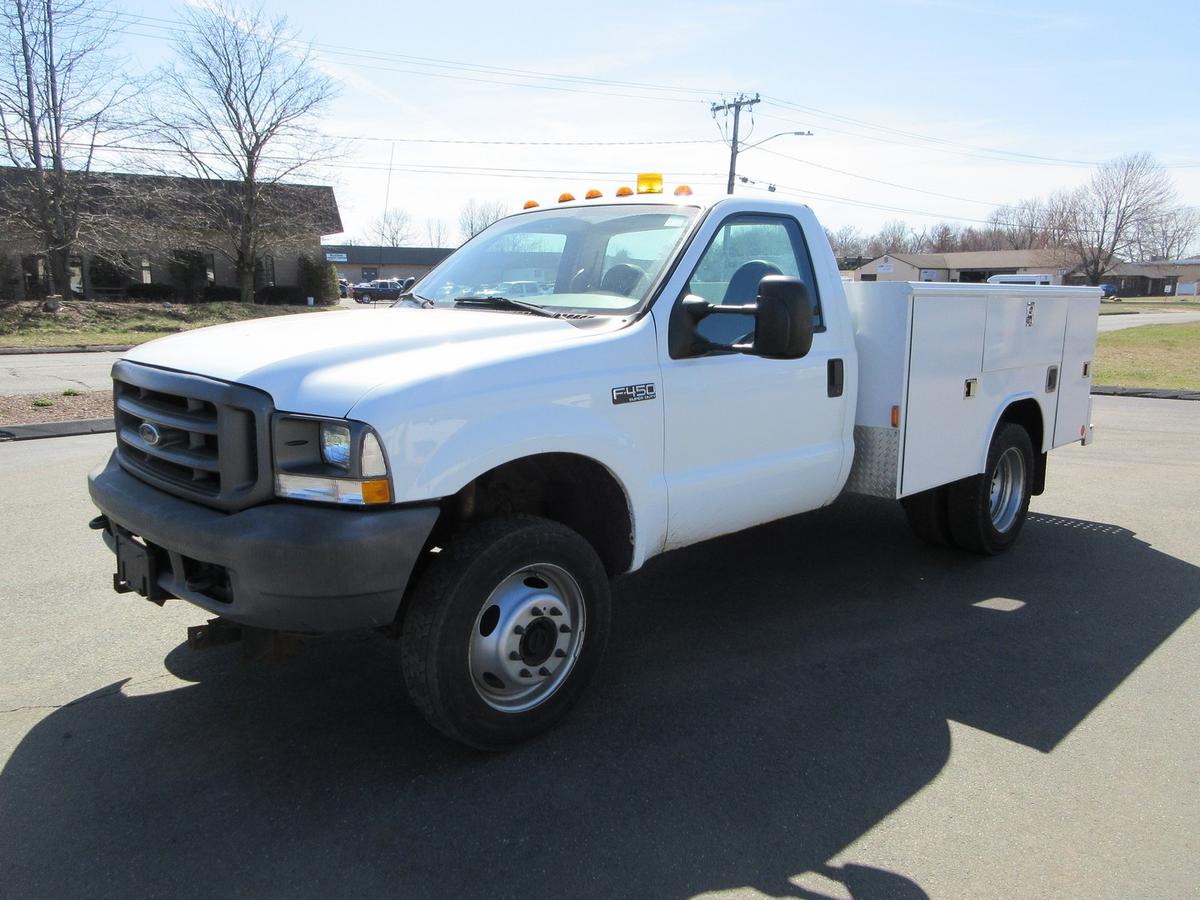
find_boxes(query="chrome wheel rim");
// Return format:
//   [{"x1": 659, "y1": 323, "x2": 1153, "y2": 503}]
[
  {"x1": 989, "y1": 447, "x2": 1026, "y2": 533},
  {"x1": 468, "y1": 563, "x2": 585, "y2": 713}
]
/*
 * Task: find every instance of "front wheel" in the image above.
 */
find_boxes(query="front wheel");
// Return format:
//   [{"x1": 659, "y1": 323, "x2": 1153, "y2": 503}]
[
  {"x1": 400, "y1": 515, "x2": 611, "y2": 749},
  {"x1": 947, "y1": 421, "x2": 1034, "y2": 555}
]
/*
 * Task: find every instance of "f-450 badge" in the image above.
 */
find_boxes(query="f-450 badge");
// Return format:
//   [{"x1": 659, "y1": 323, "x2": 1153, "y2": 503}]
[{"x1": 611, "y1": 383, "x2": 656, "y2": 405}]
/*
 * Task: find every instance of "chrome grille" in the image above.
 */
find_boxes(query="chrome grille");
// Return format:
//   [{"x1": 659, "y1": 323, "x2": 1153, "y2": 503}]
[{"x1": 112, "y1": 361, "x2": 275, "y2": 511}]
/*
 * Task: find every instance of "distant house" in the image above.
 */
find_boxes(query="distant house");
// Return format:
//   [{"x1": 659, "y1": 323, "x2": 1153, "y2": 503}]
[
  {"x1": 854, "y1": 249, "x2": 1074, "y2": 284},
  {"x1": 322, "y1": 245, "x2": 455, "y2": 285},
  {"x1": 0, "y1": 166, "x2": 342, "y2": 301},
  {"x1": 1101, "y1": 258, "x2": 1200, "y2": 297}
]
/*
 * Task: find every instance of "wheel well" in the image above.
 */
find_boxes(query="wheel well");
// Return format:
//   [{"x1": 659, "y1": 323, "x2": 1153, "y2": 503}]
[
  {"x1": 999, "y1": 398, "x2": 1047, "y2": 495},
  {"x1": 437, "y1": 453, "x2": 634, "y2": 577}
]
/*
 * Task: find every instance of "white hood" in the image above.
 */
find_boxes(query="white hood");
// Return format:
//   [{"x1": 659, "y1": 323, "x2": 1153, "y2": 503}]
[{"x1": 123, "y1": 307, "x2": 588, "y2": 416}]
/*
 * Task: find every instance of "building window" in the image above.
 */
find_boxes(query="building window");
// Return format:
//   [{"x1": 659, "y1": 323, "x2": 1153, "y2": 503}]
[
  {"x1": 361, "y1": 266, "x2": 378, "y2": 281},
  {"x1": 141, "y1": 257, "x2": 152, "y2": 284}
]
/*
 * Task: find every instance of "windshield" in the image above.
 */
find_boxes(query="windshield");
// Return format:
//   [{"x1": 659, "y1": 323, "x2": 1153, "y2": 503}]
[{"x1": 413, "y1": 204, "x2": 700, "y2": 315}]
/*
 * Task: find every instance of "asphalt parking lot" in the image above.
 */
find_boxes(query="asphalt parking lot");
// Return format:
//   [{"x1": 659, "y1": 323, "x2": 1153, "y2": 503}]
[{"x1": 0, "y1": 395, "x2": 1196, "y2": 899}]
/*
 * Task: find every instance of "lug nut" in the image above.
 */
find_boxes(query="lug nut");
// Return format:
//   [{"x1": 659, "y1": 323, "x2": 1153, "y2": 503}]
[
  {"x1": 513, "y1": 624, "x2": 525, "y2": 635},
  {"x1": 559, "y1": 624, "x2": 571, "y2": 633},
  {"x1": 554, "y1": 648, "x2": 566, "y2": 658},
  {"x1": 509, "y1": 651, "x2": 520, "y2": 660},
  {"x1": 538, "y1": 667, "x2": 550, "y2": 676},
  {"x1": 549, "y1": 607, "x2": 562, "y2": 616},
  {"x1": 519, "y1": 668, "x2": 532, "y2": 678},
  {"x1": 531, "y1": 606, "x2": 543, "y2": 617}
]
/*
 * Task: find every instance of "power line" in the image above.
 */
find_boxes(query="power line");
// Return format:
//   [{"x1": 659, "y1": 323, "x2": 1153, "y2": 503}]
[{"x1": 749, "y1": 146, "x2": 1005, "y2": 206}]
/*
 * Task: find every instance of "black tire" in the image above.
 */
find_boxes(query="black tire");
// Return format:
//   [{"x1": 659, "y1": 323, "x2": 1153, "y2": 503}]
[
  {"x1": 400, "y1": 515, "x2": 611, "y2": 750},
  {"x1": 901, "y1": 485, "x2": 952, "y2": 546},
  {"x1": 947, "y1": 421, "x2": 1034, "y2": 555}
]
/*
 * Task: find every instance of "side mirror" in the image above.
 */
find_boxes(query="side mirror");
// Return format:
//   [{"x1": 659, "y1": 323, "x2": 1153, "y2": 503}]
[
  {"x1": 753, "y1": 275, "x2": 814, "y2": 359},
  {"x1": 668, "y1": 275, "x2": 814, "y2": 360}
]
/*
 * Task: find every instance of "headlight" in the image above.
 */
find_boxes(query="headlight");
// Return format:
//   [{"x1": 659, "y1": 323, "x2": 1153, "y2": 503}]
[
  {"x1": 320, "y1": 423, "x2": 352, "y2": 469},
  {"x1": 272, "y1": 416, "x2": 392, "y2": 506}
]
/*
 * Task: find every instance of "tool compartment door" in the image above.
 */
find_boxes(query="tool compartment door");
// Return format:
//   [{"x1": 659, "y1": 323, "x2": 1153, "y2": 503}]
[
  {"x1": 901, "y1": 294, "x2": 990, "y2": 495},
  {"x1": 1053, "y1": 296, "x2": 1100, "y2": 446}
]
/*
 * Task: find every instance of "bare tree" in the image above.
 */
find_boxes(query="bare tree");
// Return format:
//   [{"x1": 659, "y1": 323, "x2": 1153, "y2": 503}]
[
  {"x1": 1135, "y1": 207, "x2": 1200, "y2": 261},
  {"x1": 371, "y1": 208, "x2": 413, "y2": 246},
  {"x1": 825, "y1": 224, "x2": 865, "y2": 258},
  {"x1": 866, "y1": 220, "x2": 917, "y2": 257},
  {"x1": 458, "y1": 199, "x2": 508, "y2": 241},
  {"x1": 145, "y1": 1, "x2": 338, "y2": 302},
  {"x1": 987, "y1": 199, "x2": 1049, "y2": 250},
  {"x1": 1059, "y1": 153, "x2": 1176, "y2": 285},
  {"x1": 424, "y1": 216, "x2": 450, "y2": 247},
  {"x1": 923, "y1": 222, "x2": 960, "y2": 253},
  {"x1": 0, "y1": 0, "x2": 130, "y2": 295}
]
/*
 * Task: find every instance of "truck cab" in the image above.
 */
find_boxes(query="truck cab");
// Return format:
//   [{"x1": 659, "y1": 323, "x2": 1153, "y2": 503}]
[{"x1": 88, "y1": 189, "x2": 1099, "y2": 748}]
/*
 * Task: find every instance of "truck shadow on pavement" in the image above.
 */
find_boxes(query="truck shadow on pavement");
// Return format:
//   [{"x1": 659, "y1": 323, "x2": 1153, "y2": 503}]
[{"x1": 1, "y1": 497, "x2": 1197, "y2": 898}]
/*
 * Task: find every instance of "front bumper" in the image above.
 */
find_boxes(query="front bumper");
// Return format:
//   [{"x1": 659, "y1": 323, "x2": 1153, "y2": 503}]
[{"x1": 88, "y1": 452, "x2": 440, "y2": 632}]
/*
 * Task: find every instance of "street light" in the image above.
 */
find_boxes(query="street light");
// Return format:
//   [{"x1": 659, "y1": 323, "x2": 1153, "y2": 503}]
[{"x1": 727, "y1": 130, "x2": 813, "y2": 195}]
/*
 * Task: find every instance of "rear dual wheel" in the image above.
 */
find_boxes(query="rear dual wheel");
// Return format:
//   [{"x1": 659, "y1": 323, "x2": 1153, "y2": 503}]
[
  {"x1": 400, "y1": 515, "x2": 610, "y2": 750},
  {"x1": 904, "y1": 422, "x2": 1033, "y2": 555}
]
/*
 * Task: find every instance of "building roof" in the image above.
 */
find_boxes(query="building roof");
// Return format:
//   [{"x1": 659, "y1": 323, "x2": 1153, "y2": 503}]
[
  {"x1": 1107, "y1": 259, "x2": 1200, "y2": 277},
  {"x1": 863, "y1": 249, "x2": 1069, "y2": 271},
  {"x1": 322, "y1": 245, "x2": 455, "y2": 266}
]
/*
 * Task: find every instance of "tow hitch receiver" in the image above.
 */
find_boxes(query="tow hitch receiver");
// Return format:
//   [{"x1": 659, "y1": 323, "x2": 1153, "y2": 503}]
[
  {"x1": 187, "y1": 618, "x2": 304, "y2": 662},
  {"x1": 187, "y1": 617, "x2": 243, "y2": 650}
]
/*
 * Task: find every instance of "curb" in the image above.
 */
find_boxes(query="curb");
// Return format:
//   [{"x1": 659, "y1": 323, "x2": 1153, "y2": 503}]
[
  {"x1": 1093, "y1": 386, "x2": 1200, "y2": 401},
  {"x1": 0, "y1": 418, "x2": 115, "y2": 442},
  {"x1": 0, "y1": 345, "x2": 132, "y2": 355}
]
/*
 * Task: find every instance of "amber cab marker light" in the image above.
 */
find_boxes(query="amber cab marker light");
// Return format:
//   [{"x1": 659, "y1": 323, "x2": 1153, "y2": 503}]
[
  {"x1": 891, "y1": 405, "x2": 901, "y2": 428},
  {"x1": 558, "y1": 192, "x2": 575, "y2": 203},
  {"x1": 585, "y1": 188, "x2": 603, "y2": 199},
  {"x1": 673, "y1": 185, "x2": 693, "y2": 196},
  {"x1": 636, "y1": 172, "x2": 663, "y2": 194},
  {"x1": 523, "y1": 199, "x2": 539, "y2": 209},
  {"x1": 615, "y1": 186, "x2": 634, "y2": 197}
]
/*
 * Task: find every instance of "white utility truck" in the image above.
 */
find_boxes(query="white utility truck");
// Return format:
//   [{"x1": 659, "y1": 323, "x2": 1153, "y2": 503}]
[{"x1": 88, "y1": 185, "x2": 1100, "y2": 748}]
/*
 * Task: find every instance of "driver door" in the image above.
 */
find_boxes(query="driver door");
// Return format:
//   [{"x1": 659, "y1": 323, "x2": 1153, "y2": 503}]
[{"x1": 654, "y1": 212, "x2": 848, "y2": 549}]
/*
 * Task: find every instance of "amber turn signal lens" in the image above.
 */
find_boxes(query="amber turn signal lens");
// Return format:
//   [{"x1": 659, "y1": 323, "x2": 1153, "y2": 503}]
[
  {"x1": 615, "y1": 186, "x2": 634, "y2": 197},
  {"x1": 585, "y1": 188, "x2": 603, "y2": 199},
  {"x1": 361, "y1": 479, "x2": 391, "y2": 504},
  {"x1": 558, "y1": 192, "x2": 575, "y2": 203},
  {"x1": 891, "y1": 405, "x2": 901, "y2": 428},
  {"x1": 523, "y1": 199, "x2": 539, "y2": 209},
  {"x1": 673, "y1": 185, "x2": 693, "y2": 196}
]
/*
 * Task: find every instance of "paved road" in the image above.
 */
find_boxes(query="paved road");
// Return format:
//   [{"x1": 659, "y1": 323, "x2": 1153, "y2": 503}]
[
  {"x1": 0, "y1": 397, "x2": 1197, "y2": 899},
  {"x1": 1098, "y1": 310, "x2": 1200, "y2": 332},
  {"x1": 0, "y1": 350, "x2": 124, "y2": 396}
]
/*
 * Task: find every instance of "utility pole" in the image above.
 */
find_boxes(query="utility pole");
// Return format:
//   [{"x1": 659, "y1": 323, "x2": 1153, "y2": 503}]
[{"x1": 712, "y1": 93, "x2": 761, "y2": 195}]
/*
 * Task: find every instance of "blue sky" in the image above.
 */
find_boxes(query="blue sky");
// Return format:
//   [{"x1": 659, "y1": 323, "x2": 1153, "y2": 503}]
[{"x1": 112, "y1": 0, "x2": 1199, "y2": 243}]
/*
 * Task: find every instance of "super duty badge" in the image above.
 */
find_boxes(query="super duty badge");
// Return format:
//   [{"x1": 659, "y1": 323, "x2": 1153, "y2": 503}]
[{"x1": 611, "y1": 383, "x2": 656, "y2": 405}]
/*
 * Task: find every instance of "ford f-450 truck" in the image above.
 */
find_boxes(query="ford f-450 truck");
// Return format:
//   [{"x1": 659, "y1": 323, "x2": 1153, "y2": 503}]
[{"x1": 88, "y1": 189, "x2": 1100, "y2": 748}]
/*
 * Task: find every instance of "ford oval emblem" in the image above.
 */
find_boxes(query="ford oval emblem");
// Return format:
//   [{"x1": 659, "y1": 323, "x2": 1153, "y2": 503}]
[{"x1": 138, "y1": 422, "x2": 162, "y2": 446}]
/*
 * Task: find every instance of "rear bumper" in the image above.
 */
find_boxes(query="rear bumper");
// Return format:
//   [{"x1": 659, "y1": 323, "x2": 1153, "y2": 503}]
[{"x1": 88, "y1": 452, "x2": 440, "y2": 632}]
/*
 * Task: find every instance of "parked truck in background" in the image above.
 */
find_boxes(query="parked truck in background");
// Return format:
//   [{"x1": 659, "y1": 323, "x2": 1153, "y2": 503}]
[{"x1": 88, "y1": 184, "x2": 1101, "y2": 748}]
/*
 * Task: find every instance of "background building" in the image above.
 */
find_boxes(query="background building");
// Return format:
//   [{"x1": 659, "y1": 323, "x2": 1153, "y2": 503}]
[
  {"x1": 854, "y1": 250, "x2": 1073, "y2": 284},
  {"x1": 0, "y1": 167, "x2": 342, "y2": 301},
  {"x1": 323, "y1": 246, "x2": 454, "y2": 284},
  {"x1": 1102, "y1": 259, "x2": 1200, "y2": 296}
]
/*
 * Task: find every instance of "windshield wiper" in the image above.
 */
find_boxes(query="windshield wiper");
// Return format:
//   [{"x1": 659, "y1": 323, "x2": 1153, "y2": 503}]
[
  {"x1": 396, "y1": 291, "x2": 434, "y2": 308},
  {"x1": 453, "y1": 296, "x2": 562, "y2": 318}
]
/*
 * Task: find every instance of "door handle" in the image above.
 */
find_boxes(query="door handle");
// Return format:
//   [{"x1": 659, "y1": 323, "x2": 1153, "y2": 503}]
[{"x1": 827, "y1": 358, "x2": 844, "y2": 398}]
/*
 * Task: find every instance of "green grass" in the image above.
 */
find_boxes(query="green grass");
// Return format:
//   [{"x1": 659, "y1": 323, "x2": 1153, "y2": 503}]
[
  {"x1": 1094, "y1": 322, "x2": 1200, "y2": 390},
  {"x1": 0, "y1": 300, "x2": 335, "y2": 349},
  {"x1": 62, "y1": 388, "x2": 81, "y2": 397},
  {"x1": 31, "y1": 398, "x2": 53, "y2": 407}
]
